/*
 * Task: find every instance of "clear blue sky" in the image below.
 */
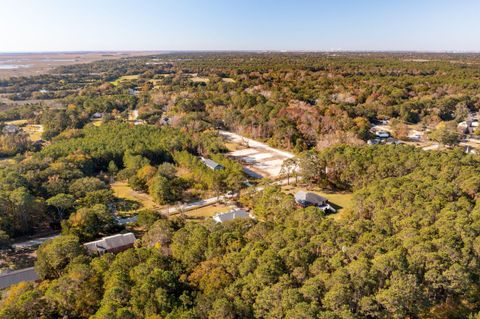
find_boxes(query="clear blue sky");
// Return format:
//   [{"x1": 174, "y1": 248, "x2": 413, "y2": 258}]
[{"x1": 1, "y1": 0, "x2": 480, "y2": 52}]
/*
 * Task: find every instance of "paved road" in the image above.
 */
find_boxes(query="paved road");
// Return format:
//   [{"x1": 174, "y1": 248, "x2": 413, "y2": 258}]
[{"x1": 11, "y1": 235, "x2": 59, "y2": 250}]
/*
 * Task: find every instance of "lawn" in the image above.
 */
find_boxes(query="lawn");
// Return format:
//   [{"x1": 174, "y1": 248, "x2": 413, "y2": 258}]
[
  {"x1": 283, "y1": 185, "x2": 354, "y2": 220},
  {"x1": 224, "y1": 142, "x2": 247, "y2": 152},
  {"x1": 0, "y1": 157, "x2": 16, "y2": 167},
  {"x1": 23, "y1": 124, "x2": 44, "y2": 141},
  {"x1": 5, "y1": 119, "x2": 28, "y2": 126},
  {"x1": 111, "y1": 181, "x2": 161, "y2": 210},
  {"x1": 190, "y1": 76, "x2": 210, "y2": 83},
  {"x1": 182, "y1": 203, "x2": 233, "y2": 220},
  {"x1": 185, "y1": 203, "x2": 232, "y2": 218},
  {"x1": 222, "y1": 78, "x2": 236, "y2": 83},
  {"x1": 110, "y1": 74, "x2": 140, "y2": 86}
]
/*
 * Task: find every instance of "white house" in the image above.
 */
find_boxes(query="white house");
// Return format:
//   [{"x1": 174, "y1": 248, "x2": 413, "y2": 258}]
[
  {"x1": 213, "y1": 209, "x2": 251, "y2": 223},
  {"x1": 375, "y1": 131, "x2": 390, "y2": 138}
]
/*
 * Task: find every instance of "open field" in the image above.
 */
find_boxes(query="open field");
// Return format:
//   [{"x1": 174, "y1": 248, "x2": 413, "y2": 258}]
[
  {"x1": 111, "y1": 74, "x2": 140, "y2": 86},
  {"x1": 23, "y1": 124, "x2": 44, "y2": 141},
  {"x1": 111, "y1": 181, "x2": 161, "y2": 210},
  {"x1": 190, "y1": 76, "x2": 210, "y2": 83},
  {"x1": 0, "y1": 52, "x2": 159, "y2": 79},
  {"x1": 283, "y1": 185, "x2": 354, "y2": 219},
  {"x1": 4, "y1": 119, "x2": 28, "y2": 126},
  {"x1": 183, "y1": 203, "x2": 234, "y2": 219},
  {"x1": 0, "y1": 158, "x2": 16, "y2": 167}
]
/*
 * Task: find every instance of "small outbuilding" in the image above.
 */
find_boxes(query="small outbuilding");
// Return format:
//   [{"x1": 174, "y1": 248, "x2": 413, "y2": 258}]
[{"x1": 200, "y1": 157, "x2": 224, "y2": 171}]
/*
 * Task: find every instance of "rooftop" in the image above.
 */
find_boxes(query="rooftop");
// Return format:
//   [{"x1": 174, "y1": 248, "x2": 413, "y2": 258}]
[
  {"x1": 84, "y1": 232, "x2": 136, "y2": 254},
  {"x1": 213, "y1": 209, "x2": 251, "y2": 223}
]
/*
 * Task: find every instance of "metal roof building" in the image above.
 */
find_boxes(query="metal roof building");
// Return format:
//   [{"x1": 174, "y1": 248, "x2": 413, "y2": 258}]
[
  {"x1": 213, "y1": 209, "x2": 251, "y2": 223},
  {"x1": 200, "y1": 157, "x2": 224, "y2": 171},
  {"x1": 84, "y1": 233, "x2": 136, "y2": 255}
]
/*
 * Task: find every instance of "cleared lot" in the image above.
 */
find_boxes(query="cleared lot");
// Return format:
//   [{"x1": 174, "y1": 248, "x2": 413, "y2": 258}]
[{"x1": 219, "y1": 131, "x2": 295, "y2": 178}]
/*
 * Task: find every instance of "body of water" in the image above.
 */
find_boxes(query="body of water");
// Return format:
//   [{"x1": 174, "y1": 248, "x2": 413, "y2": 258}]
[{"x1": 0, "y1": 64, "x2": 31, "y2": 69}]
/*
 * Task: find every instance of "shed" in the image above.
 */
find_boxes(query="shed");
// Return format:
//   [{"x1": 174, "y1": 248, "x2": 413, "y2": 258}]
[{"x1": 200, "y1": 157, "x2": 224, "y2": 171}]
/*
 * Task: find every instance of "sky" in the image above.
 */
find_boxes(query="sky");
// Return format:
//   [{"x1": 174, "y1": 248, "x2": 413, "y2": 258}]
[{"x1": 1, "y1": 0, "x2": 480, "y2": 52}]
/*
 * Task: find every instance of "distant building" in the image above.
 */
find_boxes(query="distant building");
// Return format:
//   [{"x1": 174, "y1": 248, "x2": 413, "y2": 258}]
[
  {"x1": 294, "y1": 191, "x2": 336, "y2": 213},
  {"x1": 133, "y1": 119, "x2": 146, "y2": 125},
  {"x1": 2, "y1": 125, "x2": 19, "y2": 135},
  {"x1": 375, "y1": 131, "x2": 390, "y2": 138},
  {"x1": 83, "y1": 233, "x2": 136, "y2": 256},
  {"x1": 200, "y1": 157, "x2": 224, "y2": 171},
  {"x1": 128, "y1": 88, "x2": 139, "y2": 96},
  {"x1": 90, "y1": 112, "x2": 103, "y2": 120},
  {"x1": 213, "y1": 209, "x2": 251, "y2": 223},
  {"x1": 459, "y1": 119, "x2": 479, "y2": 134},
  {"x1": 465, "y1": 146, "x2": 478, "y2": 155},
  {"x1": 0, "y1": 267, "x2": 39, "y2": 290}
]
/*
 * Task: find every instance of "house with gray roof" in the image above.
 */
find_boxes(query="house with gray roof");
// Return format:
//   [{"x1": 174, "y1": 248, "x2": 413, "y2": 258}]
[
  {"x1": 84, "y1": 233, "x2": 136, "y2": 255},
  {"x1": 213, "y1": 209, "x2": 251, "y2": 223},
  {"x1": 294, "y1": 191, "x2": 336, "y2": 213}
]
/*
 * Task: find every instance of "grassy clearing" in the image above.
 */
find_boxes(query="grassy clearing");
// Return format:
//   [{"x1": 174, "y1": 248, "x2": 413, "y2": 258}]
[
  {"x1": 110, "y1": 74, "x2": 140, "y2": 86},
  {"x1": 283, "y1": 185, "x2": 354, "y2": 220},
  {"x1": 224, "y1": 142, "x2": 247, "y2": 152},
  {"x1": 5, "y1": 119, "x2": 28, "y2": 126},
  {"x1": 23, "y1": 124, "x2": 43, "y2": 141},
  {"x1": 0, "y1": 157, "x2": 16, "y2": 167},
  {"x1": 183, "y1": 203, "x2": 233, "y2": 219},
  {"x1": 190, "y1": 77, "x2": 210, "y2": 83},
  {"x1": 222, "y1": 78, "x2": 236, "y2": 83},
  {"x1": 111, "y1": 181, "x2": 161, "y2": 210}
]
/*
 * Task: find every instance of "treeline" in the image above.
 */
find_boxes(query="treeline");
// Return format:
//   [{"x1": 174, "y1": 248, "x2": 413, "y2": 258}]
[
  {"x1": 3, "y1": 145, "x2": 480, "y2": 318},
  {"x1": 0, "y1": 122, "x2": 193, "y2": 243},
  {"x1": 41, "y1": 122, "x2": 192, "y2": 170},
  {"x1": 109, "y1": 52, "x2": 480, "y2": 150}
]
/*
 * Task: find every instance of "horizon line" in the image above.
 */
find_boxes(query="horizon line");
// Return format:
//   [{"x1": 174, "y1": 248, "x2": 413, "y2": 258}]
[{"x1": 2, "y1": 49, "x2": 480, "y2": 55}]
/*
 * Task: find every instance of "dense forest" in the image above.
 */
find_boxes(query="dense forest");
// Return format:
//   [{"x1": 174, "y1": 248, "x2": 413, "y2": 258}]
[
  {"x1": 1, "y1": 52, "x2": 480, "y2": 318},
  {"x1": 1, "y1": 145, "x2": 480, "y2": 318}
]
